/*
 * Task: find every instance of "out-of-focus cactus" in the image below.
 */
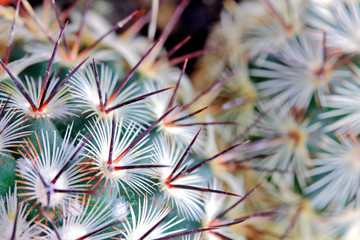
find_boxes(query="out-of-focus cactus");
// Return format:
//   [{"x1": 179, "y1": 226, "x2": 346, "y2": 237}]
[{"x1": 193, "y1": 0, "x2": 360, "y2": 239}]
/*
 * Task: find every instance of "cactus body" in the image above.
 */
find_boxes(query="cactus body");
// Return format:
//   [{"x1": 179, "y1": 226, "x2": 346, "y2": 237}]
[{"x1": 0, "y1": 1, "x2": 268, "y2": 240}]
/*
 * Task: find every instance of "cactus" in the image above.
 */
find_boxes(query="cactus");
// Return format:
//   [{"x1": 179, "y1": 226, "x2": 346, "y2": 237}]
[
  {"x1": 5, "y1": 0, "x2": 360, "y2": 239},
  {"x1": 0, "y1": 1, "x2": 283, "y2": 240},
  {"x1": 191, "y1": 0, "x2": 360, "y2": 239}
]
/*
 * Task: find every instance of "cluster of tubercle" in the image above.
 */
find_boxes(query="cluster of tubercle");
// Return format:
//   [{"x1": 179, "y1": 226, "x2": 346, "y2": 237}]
[{"x1": 0, "y1": 0, "x2": 281, "y2": 240}]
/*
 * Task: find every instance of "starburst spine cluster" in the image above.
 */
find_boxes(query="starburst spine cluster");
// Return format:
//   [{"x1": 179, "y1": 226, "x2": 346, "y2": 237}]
[{"x1": 16, "y1": 124, "x2": 93, "y2": 219}]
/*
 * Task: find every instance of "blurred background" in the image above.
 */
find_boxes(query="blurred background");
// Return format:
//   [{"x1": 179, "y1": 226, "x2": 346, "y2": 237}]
[{"x1": 21, "y1": 0, "x2": 228, "y2": 74}]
